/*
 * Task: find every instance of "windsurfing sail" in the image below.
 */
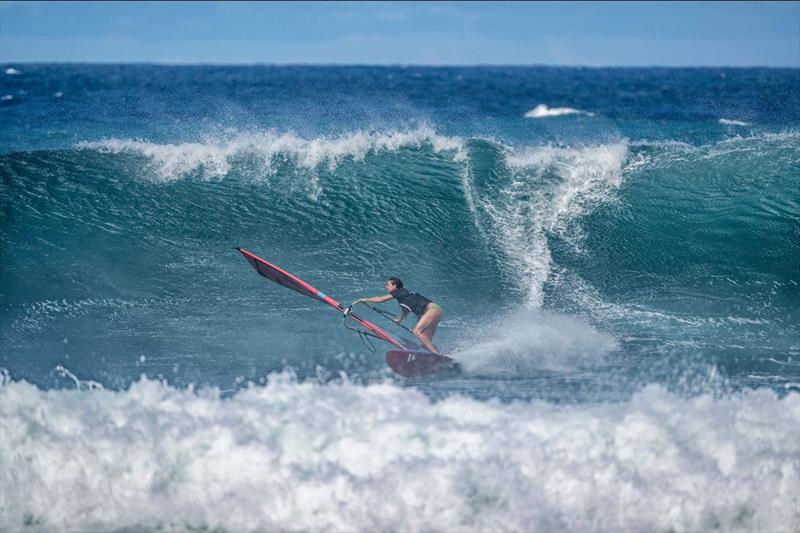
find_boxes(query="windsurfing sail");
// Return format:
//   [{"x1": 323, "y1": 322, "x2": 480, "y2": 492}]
[{"x1": 236, "y1": 247, "x2": 412, "y2": 350}]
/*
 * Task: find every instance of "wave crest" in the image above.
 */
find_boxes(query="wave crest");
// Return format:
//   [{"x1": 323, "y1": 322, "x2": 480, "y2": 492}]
[{"x1": 79, "y1": 127, "x2": 467, "y2": 181}]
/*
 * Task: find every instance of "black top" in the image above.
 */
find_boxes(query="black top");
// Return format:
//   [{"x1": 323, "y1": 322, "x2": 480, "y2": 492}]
[{"x1": 390, "y1": 288, "x2": 432, "y2": 317}]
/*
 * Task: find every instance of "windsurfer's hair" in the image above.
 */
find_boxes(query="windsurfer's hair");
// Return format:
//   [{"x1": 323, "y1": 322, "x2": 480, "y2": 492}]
[{"x1": 388, "y1": 277, "x2": 403, "y2": 289}]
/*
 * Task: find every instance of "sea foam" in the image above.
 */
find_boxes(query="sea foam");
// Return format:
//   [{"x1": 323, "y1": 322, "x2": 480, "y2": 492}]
[{"x1": 1, "y1": 373, "x2": 797, "y2": 531}]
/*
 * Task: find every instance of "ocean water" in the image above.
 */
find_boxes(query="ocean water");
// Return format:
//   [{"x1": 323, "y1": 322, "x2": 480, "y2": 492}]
[{"x1": 1, "y1": 65, "x2": 799, "y2": 531}]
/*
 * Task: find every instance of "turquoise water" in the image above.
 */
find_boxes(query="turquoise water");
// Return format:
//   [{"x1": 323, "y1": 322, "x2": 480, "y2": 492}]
[{"x1": 1, "y1": 65, "x2": 798, "y2": 531}]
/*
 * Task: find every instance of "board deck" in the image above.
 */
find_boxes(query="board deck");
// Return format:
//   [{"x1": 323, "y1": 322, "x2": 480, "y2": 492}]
[{"x1": 386, "y1": 349, "x2": 461, "y2": 377}]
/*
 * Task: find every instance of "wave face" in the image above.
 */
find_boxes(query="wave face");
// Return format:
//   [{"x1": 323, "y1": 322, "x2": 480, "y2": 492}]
[
  {"x1": 3, "y1": 129, "x2": 797, "y2": 392},
  {"x1": 1, "y1": 65, "x2": 799, "y2": 530}
]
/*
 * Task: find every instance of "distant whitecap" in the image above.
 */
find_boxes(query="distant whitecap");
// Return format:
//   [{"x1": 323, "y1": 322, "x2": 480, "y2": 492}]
[
  {"x1": 524, "y1": 104, "x2": 594, "y2": 118},
  {"x1": 1, "y1": 94, "x2": 13, "y2": 102},
  {"x1": 5, "y1": 67, "x2": 21, "y2": 75},
  {"x1": 719, "y1": 118, "x2": 752, "y2": 126}
]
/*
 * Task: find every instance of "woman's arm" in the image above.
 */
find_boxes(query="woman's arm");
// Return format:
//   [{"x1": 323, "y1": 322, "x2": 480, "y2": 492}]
[
  {"x1": 355, "y1": 294, "x2": 394, "y2": 305},
  {"x1": 394, "y1": 307, "x2": 408, "y2": 324}
]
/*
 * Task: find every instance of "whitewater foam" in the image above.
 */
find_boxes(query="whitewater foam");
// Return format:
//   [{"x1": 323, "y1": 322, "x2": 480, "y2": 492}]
[
  {"x1": 79, "y1": 127, "x2": 467, "y2": 182},
  {"x1": 54, "y1": 365, "x2": 104, "y2": 391},
  {"x1": 1, "y1": 373, "x2": 797, "y2": 531}
]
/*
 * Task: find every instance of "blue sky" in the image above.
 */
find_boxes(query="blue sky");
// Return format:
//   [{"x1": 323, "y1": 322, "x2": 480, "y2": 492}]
[{"x1": 1, "y1": 1, "x2": 798, "y2": 66}]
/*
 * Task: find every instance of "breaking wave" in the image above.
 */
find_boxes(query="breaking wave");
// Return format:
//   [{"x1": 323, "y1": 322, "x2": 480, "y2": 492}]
[
  {"x1": 1, "y1": 372, "x2": 797, "y2": 532},
  {"x1": 464, "y1": 141, "x2": 628, "y2": 307},
  {"x1": 79, "y1": 126, "x2": 468, "y2": 181}
]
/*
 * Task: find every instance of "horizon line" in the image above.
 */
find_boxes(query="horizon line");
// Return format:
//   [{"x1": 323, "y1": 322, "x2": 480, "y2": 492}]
[{"x1": 2, "y1": 61, "x2": 799, "y2": 69}]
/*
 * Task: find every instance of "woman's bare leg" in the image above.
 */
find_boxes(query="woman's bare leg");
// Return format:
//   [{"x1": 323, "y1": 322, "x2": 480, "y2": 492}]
[{"x1": 414, "y1": 307, "x2": 443, "y2": 353}]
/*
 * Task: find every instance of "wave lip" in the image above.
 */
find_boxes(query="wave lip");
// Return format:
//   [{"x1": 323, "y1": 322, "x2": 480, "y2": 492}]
[
  {"x1": 524, "y1": 104, "x2": 594, "y2": 118},
  {"x1": 1, "y1": 374, "x2": 798, "y2": 531},
  {"x1": 78, "y1": 126, "x2": 467, "y2": 182}
]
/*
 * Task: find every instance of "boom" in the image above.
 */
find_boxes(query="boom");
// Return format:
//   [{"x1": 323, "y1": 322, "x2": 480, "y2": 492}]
[{"x1": 236, "y1": 247, "x2": 409, "y2": 349}]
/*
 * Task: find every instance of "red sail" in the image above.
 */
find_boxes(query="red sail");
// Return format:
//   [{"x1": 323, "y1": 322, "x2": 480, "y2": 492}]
[{"x1": 236, "y1": 248, "x2": 407, "y2": 349}]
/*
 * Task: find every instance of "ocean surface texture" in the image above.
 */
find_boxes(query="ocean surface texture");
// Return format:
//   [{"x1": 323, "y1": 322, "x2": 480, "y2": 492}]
[{"x1": 1, "y1": 65, "x2": 799, "y2": 531}]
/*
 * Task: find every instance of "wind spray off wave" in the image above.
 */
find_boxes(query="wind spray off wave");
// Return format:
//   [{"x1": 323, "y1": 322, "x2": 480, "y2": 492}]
[{"x1": 79, "y1": 126, "x2": 468, "y2": 182}]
